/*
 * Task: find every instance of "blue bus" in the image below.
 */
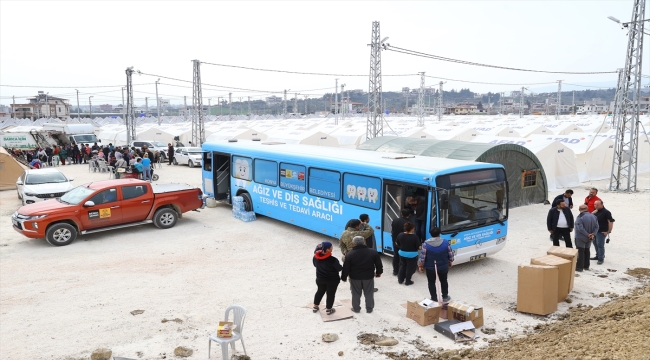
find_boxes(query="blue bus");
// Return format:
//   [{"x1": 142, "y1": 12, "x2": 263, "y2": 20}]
[{"x1": 201, "y1": 139, "x2": 509, "y2": 264}]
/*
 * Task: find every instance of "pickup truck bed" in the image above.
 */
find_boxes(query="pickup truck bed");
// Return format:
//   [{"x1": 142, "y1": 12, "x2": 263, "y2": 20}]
[{"x1": 12, "y1": 179, "x2": 203, "y2": 246}]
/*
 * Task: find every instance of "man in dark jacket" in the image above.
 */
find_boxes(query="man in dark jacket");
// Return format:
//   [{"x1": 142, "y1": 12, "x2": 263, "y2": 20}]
[
  {"x1": 390, "y1": 208, "x2": 414, "y2": 276},
  {"x1": 167, "y1": 143, "x2": 174, "y2": 165},
  {"x1": 312, "y1": 241, "x2": 342, "y2": 315},
  {"x1": 574, "y1": 204, "x2": 598, "y2": 271},
  {"x1": 551, "y1": 189, "x2": 574, "y2": 209},
  {"x1": 547, "y1": 199, "x2": 574, "y2": 248},
  {"x1": 341, "y1": 236, "x2": 383, "y2": 313},
  {"x1": 592, "y1": 200, "x2": 615, "y2": 265}
]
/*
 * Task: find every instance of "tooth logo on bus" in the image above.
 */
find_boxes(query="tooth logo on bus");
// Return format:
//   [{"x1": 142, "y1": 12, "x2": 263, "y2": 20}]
[
  {"x1": 356, "y1": 187, "x2": 367, "y2": 201},
  {"x1": 367, "y1": 188, "x2": 378, "y2": 203},
  {"x1": 346, "y1": 185, "x2": 357, "y2": 199}
]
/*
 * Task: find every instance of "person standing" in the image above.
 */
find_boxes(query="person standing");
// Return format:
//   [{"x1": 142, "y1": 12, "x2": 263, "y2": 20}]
[
  {"x1": 396, "y1": 222, "x2": 421, "y2": 285},
  {"x1": 341, "y1": 236, "x2": 383, "y2": 313},
  {"x1": 574, "y1": 205, "x2": 598, "y2": 272},
  {"x1": 390, "y1": 208, "x2": 414, "y2": 276},
  {"x1": 547, "y1": 199, "x2": 574, "y2": 248},
  {"x1": 584, "y1": 188, "x2": 601, "y2": 213},
  {"x1": 72, "y1": 144, "x2": 80, "y2": 164},
  {"x1": 418, "y1": 227, "x2": 453, "y2": 302},
  {"x1": 58, "y1": 146, "x2": 67, "y2": 166},
  {"x1": 312, "y1": 241, "x2": 343, "y2": 315},
  {"x1": 359, "y1": 214, "x2": 376, "y2": 250},
  {"x1": 552, "y1": 189, "x2": 574, "y2": 209},
  {"x1": 141, "y1": 154, "x2": 152, "y2": 182},
  {"x1": 592, "y1": 200, "x2": 615, "y2": 265},
  {"x1": 339, "y1": 219, "x2": 374, "y2": 258},
  {"x1": 168, "y1": 143, "x2": 175, "y2": 165},
  {"x1": 406, "y1": 192, "x2": 427, "y2": 241}
]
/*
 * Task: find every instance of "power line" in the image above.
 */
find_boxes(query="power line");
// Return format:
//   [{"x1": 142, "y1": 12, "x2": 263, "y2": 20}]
[
  {"x1": 562, "y1": 83, "x2": 615, "y2": 89},
  {"x1": 0, "y1": 83, "x2": 154, "y2": 88},
  {"x1": 200, "y1": 61, "x2": 417, "y2": 77},
  {"x1": 424, "y1": 75, "x2": 556, "y2": 86},
  {"x1": 385, "y1": 45, "x2": 618, "y2": 75}
]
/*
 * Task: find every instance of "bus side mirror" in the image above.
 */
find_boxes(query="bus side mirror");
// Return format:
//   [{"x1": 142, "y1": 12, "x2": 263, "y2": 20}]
[{"x1": 439, "y1": 194, "x2": 449, "y2": 210}]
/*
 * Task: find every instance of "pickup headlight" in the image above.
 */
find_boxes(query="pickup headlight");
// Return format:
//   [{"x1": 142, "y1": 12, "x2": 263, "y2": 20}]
[
  {"x1": 24, "y1": 192, "x2": 38, "y2": 197},
  {"x1": 25, "y1": 215, "x2": 48, "y2": 220}
]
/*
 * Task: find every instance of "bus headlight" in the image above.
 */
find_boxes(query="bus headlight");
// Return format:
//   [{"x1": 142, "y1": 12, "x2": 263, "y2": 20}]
[{"x1": 496, "y1": 236, "x2": 507, "y2": 245}]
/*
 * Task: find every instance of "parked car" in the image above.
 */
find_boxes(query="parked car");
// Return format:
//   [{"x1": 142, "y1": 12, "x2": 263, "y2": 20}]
[
  {"x1": 129, "y1": 140, "x2": 168, "y2": 159},
  {"x1": 12, "y1": 179, "x2": 204, "y2": 246},
  {"x1": 173, "y1": 147, "x2": 203, "y2": 167},
  {"x1": 16, "y1": 168, "x2": 75, "y2": 206}
]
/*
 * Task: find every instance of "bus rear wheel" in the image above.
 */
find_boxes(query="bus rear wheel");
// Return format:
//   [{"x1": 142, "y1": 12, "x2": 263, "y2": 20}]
[{"x1": 241, "y1": 192, "x2": 253, "y2": 212}]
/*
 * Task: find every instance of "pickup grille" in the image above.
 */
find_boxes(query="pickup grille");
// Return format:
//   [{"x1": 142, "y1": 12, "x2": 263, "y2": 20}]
[{"x1": 34, "y1": 192, "x2": 66, "y2": 199}]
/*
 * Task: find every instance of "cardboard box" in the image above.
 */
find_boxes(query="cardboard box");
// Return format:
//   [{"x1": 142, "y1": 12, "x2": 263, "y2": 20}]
[
  {"x1": 517, "y1": 264, "x2": 558, "y2": 315},
  {"x1": 217, "y1": 321, "x2": 235, "y2": 338},
  {"x1": 547, "y1": 246, "x2": 578, "y2": 291},
  {"x1": 531, "y1": 254, "x2": 572, "y2": 302},
  {"x1": 434, "y1": 320, "x2": 477, "y2": 342},
  {"x1": 406, "y1": 300, "x2": 442, "y2": 326},
  {"x1": 447, "y1": 301, "x2": 484, "y2": 328}
]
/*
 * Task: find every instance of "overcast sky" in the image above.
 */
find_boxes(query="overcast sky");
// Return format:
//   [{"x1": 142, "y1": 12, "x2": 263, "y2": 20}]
[{"x1": 0, "y1": 1, "x2": 639, "y2": 107}]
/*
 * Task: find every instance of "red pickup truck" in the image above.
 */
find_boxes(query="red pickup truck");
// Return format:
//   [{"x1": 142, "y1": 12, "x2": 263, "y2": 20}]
[{"x1": 12, "y1": 179, "x2": 204, "y2": 246}]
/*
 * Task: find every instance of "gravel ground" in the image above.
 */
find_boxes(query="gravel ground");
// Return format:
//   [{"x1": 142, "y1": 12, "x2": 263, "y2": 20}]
[{"x1": 0, "y1": 162, "x2": 648, "y2": 360}]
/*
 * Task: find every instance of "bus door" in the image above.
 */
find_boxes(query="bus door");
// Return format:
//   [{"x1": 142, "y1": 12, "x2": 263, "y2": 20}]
[
  {"x1": 382, "y1": 182, "x2": 429, "y2": 255},
  {"x1": 212, "y1": 152, "x2": 231, "y2": 201}
]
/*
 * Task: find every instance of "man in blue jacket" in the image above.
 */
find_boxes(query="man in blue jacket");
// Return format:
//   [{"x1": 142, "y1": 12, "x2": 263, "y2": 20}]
[
  {"x1": 547, "y1": 199, "x2": 574, "y2": 248},
  {"x1": 418, "y1": 227, "x2": 454, "y2": 302}
]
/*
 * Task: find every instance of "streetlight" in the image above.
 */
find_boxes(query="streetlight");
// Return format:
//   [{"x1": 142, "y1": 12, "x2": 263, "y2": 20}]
[
  {"x1": 89, "y1": 96, "x2": 94, "y2": 119},
  {"x1": 155, "y1": 78, "x2": 161, "y2": 125},
  {"x1": 208, "y1": 98, "x2": 212, "y2": 116},
  {"x1": 44, "y1": 92, "x2": 49, "y2": 118},
  {"x1": 608, "y1": 15, "x2": 650, "y2": 34}
]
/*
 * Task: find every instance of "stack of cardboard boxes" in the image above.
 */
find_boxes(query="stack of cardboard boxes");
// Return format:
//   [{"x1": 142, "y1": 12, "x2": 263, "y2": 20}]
[
  {"x1": 406, "y1": 298, "x2": 484, "y2": 342},
  {"x1": 517, "y1": 246, "x2": 579, "y2": 315}
]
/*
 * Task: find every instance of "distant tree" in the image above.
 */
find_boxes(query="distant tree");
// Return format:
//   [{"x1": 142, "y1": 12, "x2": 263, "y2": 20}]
[{"x1": 477, "y1": 101, "x2": 483, "y2": 110}]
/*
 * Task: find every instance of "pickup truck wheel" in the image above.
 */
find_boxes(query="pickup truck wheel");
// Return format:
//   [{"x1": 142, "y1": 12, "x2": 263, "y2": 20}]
[
  {"x1": 17, "y1": 190, "x2": 22, "y2": 199},
  {"x1": 241, "y1": 192, "x2": 253, "y2": 212},
  {"x1": 173, "y1": 158, "x2": 178, "y2": 165},
  {"x1": 45, "y1": 223, "x2": 77, "y2": 246},
  {"x1": 154, "y1": 208, "x2": 178, "y2": 229},
  {"x1": 188, "y1": 160, "x2": 194, "y2": 168}
]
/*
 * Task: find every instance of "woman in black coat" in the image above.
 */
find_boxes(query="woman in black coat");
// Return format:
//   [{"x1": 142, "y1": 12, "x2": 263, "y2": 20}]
[
  {"x1": 312, "y1": 241, "x2": 343, "y2": 315},
  {"x1": 396, "y1": 222, "x2": 422, "y2": 285}
]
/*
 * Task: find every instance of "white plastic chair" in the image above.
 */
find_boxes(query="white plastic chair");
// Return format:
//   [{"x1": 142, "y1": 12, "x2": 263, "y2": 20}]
[
  {"x1": 107, "y1": 166, "x2": 115, "y2": 179},
  {"x1": 208, "y1": 305, "x2": 247, "y2": 359}
]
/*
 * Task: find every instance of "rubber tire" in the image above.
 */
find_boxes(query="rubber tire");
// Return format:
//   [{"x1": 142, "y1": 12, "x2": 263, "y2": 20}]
[
  {"x1": 241, "y1": 192, "x2": 253, "y2": 212},
  {"x1": 45, "y1": 223, "x2": 77, "y2": 246},
  {"x1": 153, "y1": 208, "x2": 178, "y2": 229},
  {"x1": 173, "y1": 158, "x2": 178, "y2": 165},
  {"x1": 17, "y1": 190, "x2": 22, "y2": 199},
  {"x1": 152, "y1": 174, "x2": 159, "y2": 181},
  {"x1": 189, "y1": 160, "x2": 194, "y2": 168}
]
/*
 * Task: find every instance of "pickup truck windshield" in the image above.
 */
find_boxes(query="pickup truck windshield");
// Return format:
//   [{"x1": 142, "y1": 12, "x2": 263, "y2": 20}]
[
  {"x1": 152, "y1": 141, "x2": 166, "y2": 147},
  {"x1": 59, "y1": 186, "x2": 95, "y2": 205},
  {"x1": 25, "y1": 173, "x2": 68, "y2": 185}
]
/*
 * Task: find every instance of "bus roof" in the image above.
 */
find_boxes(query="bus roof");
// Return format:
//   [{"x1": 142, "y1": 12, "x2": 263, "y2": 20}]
[{"x1": 202, "y1": 140, "x2": 504, "y2": 180}]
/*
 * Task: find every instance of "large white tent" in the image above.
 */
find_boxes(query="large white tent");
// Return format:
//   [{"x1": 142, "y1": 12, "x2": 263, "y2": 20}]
[{"x1": 472, "y1": 135, "x2": 580, "y2": 191}]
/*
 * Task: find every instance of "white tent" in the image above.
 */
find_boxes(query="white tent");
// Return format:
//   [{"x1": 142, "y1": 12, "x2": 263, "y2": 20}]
[
  {"x1": 264, "y1": 127, "x2": 339, "y2": 146},
  {"x1": 205, "y1": 127, "x2": 268, "y2": 142},
  {"x1": 474, "y1": 125, "x2": 521, "y2": 137},
  {"x1": 530, "y1": 133, "x2": 615, "y2": 182},
  {"x1": 472, "y1": 135, "x2": 580, "y2": 191},
  {"x1": 327, "y1": 123, "x2": 368, "y2": 148}
]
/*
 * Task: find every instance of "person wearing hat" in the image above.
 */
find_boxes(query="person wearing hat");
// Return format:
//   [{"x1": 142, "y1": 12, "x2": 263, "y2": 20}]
[{"x1": 312, "y1": 241, "x2": 343, "y2": 315}]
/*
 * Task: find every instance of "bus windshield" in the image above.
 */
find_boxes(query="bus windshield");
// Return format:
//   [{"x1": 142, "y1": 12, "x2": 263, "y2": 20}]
[{"x1": 436, "y1": 170, "x2": 508, "y2": 233}]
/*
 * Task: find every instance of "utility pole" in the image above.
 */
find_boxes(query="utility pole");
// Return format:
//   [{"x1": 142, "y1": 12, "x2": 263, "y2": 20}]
[
  {"x1": 121, "y1": 87, "x2": 126, "y2": 122},
  {"x1": 417, "y1": 72, "x2": 425, "y2": 126},
  {"x1": 366, "y1": 21, "x2": 385, "y2": 140},
  {"x1": 335, "y1": 78, "x2": 339, "y2": 125},
  {"x1": 499, "y1": 92, "x2": 504, "y2": 115},
  {"x1": 145, "y1": 97, "x2": 149, "y2": 118},
  {"x1": 293, "y1": 93, "x2": 299, "y2": 116},
  {"x1": 228, "y1": 92, "x2": 232, "y2": 121},
  {"x1": 89, "y1": 96, "x2": 93, "y2": 119},
  {"x1": 283, "y1": 90, "x2": 288, "y2": 119},
  {"x1": 155, "y1": 78, "x2": 161, "y2": 125},
  {"x1": 303, "y1": 94, "x2": 309, "y2": 114},
  {"x1": 218, "y1": 96, "x2": 222, "y2": 117},
  {"x1": 609, "y1": 0, "x2": 645, "y2": 193},
  {"x1": 183, "y1": 96, "x2": 188, "y2": 123},
  {"x1": 438, "y1": 81, "x2": 444, "y2": 121},
  {"x1": 556, "y1": 80, "x2": 562, "y2": 120},
  {"x1": 75, "y1": 90, "x2": 80, "y2": 120},
  {"x1": 125, "y1": 67, "x2": 136, "y2": 144},
  {"x1": 403, "y1": 90, "x2": 409, "y2": 113},
  {"x1": 572, "y1": 90, "x2": 575, "y2": 115},
  {"x1": 12, "y1": 95, "x2": 15, "y2": 119},
  {"x1": 208, "y1": 98, "x2": 211, "y2": 117},
  {"x1": 340, "y1": 84, "x2": 346, "y2": 119},
  {"x1": 248, "y1": 96, "x2": 251, "y2": 118},
  {"x1": 519, "y1": 87, "x2": 526, "y2": 118},
  {"x1": 191, "y1": 59, "x2": 205, "y2": 145}
]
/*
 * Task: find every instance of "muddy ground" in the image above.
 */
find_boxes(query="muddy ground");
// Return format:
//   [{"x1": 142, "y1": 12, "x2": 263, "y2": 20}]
[{"x1": 375, "y1": 268, "x2": 650, "y2": 360}]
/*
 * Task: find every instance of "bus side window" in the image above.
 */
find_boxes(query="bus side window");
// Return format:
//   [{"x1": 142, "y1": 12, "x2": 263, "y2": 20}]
[
  {"x1": 254, "y1": 159, "x2": 278, "y2": 187},
  {"x1": 308, "y1": 168, "x2": 340, "y2": 200},
  {"x1": 279, "y1": 163, "x2": 306, "y2": 193},
  {"x1": 232, "y1": 156, "x2": 252, "y2": 180},
  {"x1": 342, "y1": 173, "x2": 381, "y2": 210}
]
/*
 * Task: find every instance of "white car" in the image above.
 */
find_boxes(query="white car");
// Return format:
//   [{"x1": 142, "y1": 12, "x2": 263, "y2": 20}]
[
  {"x1": 16, "y1": 168, "x2": 75, "y2": 206},
  {"x1": 173, "y1": 147, "x2": 203, "y2": 168}
]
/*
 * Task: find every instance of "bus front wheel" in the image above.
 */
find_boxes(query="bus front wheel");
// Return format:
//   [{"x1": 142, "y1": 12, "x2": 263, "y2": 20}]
[{"x1": 241, "y1": 192, "x2": 253, "y2": 212}]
